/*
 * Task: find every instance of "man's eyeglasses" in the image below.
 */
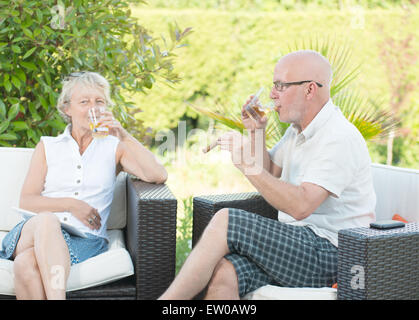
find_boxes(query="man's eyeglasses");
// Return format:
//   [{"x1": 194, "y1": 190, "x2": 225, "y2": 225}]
[{"x1": 273, "y1": 80, "x2": 323, "y2": 92}]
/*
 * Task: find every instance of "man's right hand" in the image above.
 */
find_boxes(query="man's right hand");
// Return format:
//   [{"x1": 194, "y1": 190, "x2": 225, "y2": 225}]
[{"x1": 241, "y1": 95, "x2": 268, "y2": 131}]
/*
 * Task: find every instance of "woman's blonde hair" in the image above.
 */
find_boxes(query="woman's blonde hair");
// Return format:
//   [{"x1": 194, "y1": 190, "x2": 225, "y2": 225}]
[{"x1": 56, "y1": 71, "x2": 114, "y2": 123}]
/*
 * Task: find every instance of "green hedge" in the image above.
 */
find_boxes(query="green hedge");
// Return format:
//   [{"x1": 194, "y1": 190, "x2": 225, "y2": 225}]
[
  {"x1": 131, "y1": 7, "x2": 419, "y2": 168},
  {"x1": 148, "y1": 0, "x2": 417, "y2": 11}
]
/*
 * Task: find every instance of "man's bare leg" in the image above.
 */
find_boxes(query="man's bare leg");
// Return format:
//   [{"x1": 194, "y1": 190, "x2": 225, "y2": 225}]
[
  {"x1": 204, "y1": 258, "x2": 240, "y2": 300},
  {"x1": 159, "y1": 209, "x2": 230, "y2": 300}
]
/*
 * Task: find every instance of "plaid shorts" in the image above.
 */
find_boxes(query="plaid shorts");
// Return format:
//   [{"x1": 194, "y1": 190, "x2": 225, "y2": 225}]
[{"x1": 225, "y1": 208, "x2": 338, "y2": 297}]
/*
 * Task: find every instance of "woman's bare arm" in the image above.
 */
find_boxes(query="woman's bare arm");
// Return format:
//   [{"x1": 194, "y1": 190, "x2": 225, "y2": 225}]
[
  {"x1": 19, "y1": 141, "x2": 76, "y2": 213},
  {"x1": 116, "y1": 137, "x2": 168, "y2": 184}
]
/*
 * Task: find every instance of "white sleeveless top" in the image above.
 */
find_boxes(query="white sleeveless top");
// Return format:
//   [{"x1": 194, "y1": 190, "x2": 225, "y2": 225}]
[{"x1": 40, "y1": 125, "x2": 120, "y2": 240}]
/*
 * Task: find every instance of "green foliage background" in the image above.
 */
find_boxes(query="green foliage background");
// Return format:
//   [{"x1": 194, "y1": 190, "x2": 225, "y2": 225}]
[
  {"x1": 131, "y1": 5, "x2": 419, "y2": 168},
  {"x1": 0, "y1": 0, "x2": 189, "y2": 148},
  {"x1": 149, "y1": 0, "x2": 416, "y2": 10}
]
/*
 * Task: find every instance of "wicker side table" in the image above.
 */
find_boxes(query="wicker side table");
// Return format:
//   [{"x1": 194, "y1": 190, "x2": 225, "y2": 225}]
[{"x1": 337, "y1": 223, "x2": 419, "y2": 300}]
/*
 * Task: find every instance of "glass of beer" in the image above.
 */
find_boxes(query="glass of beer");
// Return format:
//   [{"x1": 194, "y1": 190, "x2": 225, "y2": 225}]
[
  {"x1": 88, "y1": 106, "x2": 109, "y2": 139},
  {"x1": 244, "y1": 87, "x2": 275, "y2": 122}
]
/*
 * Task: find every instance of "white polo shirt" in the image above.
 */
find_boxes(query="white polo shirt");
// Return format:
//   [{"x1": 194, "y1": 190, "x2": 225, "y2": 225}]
[{"x1": 269, "y1": 99, "x2": 376, "y2": 247}]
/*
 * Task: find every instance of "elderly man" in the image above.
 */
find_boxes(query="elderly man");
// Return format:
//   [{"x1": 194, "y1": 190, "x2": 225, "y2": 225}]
[{"x1": 159, "y1": 50, "x2": 376, "y2": 300}]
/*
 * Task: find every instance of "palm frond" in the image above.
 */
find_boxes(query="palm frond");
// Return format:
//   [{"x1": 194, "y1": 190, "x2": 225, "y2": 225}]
[
  {"x1": 283, "y1": 36, "x2": 362, "y2": 97},
  {"x1": 330, "y1": 64, "x2": 362, "y2": 97},
  {"x1": 189, "y1": 102, "x2": 288, "y2": 147},
  {"x1": 334, "y1": 90, "x2": 400, "y2": 140},
  {"x1": 190, "y1": 104, "x2": 245, "y2": 132}
]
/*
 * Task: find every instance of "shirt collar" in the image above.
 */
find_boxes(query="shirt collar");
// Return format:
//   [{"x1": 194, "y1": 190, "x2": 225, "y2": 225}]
[
  {"x1": 294, "y1": 98, "x2": 336, "y2": 141},
  {"x1": 55, "y1": 124, "x2": 73, "y2": 142}
]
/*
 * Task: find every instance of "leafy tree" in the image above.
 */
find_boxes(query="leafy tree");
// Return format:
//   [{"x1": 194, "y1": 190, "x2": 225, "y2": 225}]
[{"x1": 0, "y1": 0, "x2": 191, "y2": 147}]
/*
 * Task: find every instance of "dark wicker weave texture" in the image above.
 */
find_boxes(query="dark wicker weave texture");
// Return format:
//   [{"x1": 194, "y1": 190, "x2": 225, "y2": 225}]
[
  {"x1": 126, "y1": 177, "x2": 177, "y2": 300},
  {"x1": 192, "y1": 192, "x2": 277, "y2": 247},
  {"x1": 338, "y1": 223, "x2": 419, "y2": 300}
]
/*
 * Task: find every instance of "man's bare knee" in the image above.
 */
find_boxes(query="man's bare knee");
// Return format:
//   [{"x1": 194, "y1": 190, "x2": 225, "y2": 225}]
[
  {"x1": 197, "y1": 208, "x2": 230, "y2": 256},
  {"x1": 206, "y1": 208, "x2": 229, "y2": 233},
  {"x1": 213, "y1": 208, "x2": 229, "y2": 222}
]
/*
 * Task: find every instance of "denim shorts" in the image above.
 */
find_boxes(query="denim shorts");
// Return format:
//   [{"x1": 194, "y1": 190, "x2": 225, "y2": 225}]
[
  {"x1": 0, "y1": 218, "x2": 108, "y2": 265},
  {"x1": 225, "y1": 208, "x2": 338, "y2": 297}
]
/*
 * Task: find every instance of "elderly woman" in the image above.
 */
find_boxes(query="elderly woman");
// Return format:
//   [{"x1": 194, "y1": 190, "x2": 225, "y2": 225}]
[{"x1": 0, "y1": 71, "x2": 167, "y2": 299}]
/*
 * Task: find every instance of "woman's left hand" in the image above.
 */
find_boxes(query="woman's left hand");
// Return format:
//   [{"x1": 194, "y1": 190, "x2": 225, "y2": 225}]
[{"x1": 99, "y1": 110, "x2": 129, "y2": 141}]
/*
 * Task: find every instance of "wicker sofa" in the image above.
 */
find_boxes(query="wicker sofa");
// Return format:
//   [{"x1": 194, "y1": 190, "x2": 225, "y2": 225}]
[
  {"x1": 0, "y1": 147, "x2": 177, "y2": 300},
  {"x1": 193, "y1": 163, "x2": 419, "y2": 300}
]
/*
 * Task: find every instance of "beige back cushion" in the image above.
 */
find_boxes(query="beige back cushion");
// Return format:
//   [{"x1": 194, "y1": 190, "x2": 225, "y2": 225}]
[{"x1": 0, "y1": 147, "x2": 126, "y2": 232}]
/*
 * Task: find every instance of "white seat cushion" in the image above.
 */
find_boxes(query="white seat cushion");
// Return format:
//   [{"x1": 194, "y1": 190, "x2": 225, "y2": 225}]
[
  {"x1": 243, "y1": 285, "x2": 337, "y2": 300},
  {"x1": 0, "y1": 229, "x2": 134, "y2": 296}
]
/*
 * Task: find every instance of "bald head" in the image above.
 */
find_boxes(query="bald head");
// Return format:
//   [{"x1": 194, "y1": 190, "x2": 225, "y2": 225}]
[
  {"x1": 271, "y1": 50, "x2": 333, "y2": 131},
  {"x1": 276, "y1": 50, "x2": 333, "y2": 94}
]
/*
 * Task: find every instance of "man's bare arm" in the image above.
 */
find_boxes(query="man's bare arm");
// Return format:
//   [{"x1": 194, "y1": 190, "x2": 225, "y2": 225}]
[{"x1": 244, "y1": 167, "x2": 330, "y2": 220}]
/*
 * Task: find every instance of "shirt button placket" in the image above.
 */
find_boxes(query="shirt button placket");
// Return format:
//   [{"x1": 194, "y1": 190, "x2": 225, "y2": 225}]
[{"x1": 75, "y1": 164, "x2": 82, "y2": 197}]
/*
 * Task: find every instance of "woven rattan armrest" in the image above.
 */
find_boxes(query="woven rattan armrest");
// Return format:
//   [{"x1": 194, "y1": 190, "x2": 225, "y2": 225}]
[
  {"x1": 337, "y1": 223, "x2": 419, "y2": 300},
  {"x1": 126, "y1": 176, "x2": 177, "y2": 299},
  {"x1": 192, "y1": 192, "x2": 277, "y2": 246}
]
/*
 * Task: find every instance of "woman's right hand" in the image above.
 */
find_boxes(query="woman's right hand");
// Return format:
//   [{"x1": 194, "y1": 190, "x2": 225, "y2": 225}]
[
  {"x1": 241, "y1": 95, "x2": 268, "y2": 131},
  {"x1": 68, "y1": 199, "x2": 102, "y2": 230}
]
